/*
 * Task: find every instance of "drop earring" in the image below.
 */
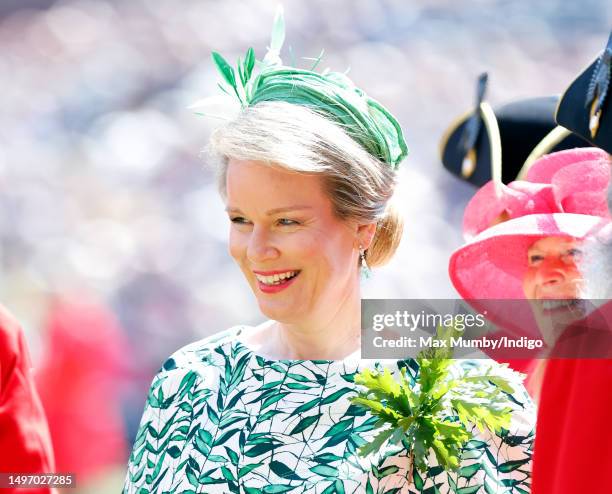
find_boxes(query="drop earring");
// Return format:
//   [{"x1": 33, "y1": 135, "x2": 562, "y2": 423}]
[{"x1": 359, "y1": 246, "x2": 371, "y2": 279}]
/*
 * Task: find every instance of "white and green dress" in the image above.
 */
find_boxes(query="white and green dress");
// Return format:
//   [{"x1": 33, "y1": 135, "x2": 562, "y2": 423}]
[{"x1": 123, "y1": 327, "x2": 535, "y2": 494}]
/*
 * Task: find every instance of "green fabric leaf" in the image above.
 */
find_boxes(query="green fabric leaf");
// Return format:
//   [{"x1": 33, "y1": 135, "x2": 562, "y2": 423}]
[
  {"x1": 458, "y1": 462, "x2": 481, "y2": 480},
  {"x1": 198, "y1": 475, "x2": 226, "y2": 485},
  {"x1": 320, "y1": 387, "x2": 353, "y2": 405},
  {"x1": 498, "y1": 457, "x2": 531, "y2": 473},
  {"x1": 285, "y1": 382, "x2": 313, "y2": 390},
  {"x1": 219, "y1": 414, "x2": 247, "y2": 429},
  {"x1": 225, "y1": 446, "x2": 239, "y2": 466},
  {"x1": 413, "y1": 467, "x2": 424, "y2": 490},
  {"x1": 207, "y1": 454, "x2": 228, "y2": 462},
  {"x1": 270, "y1": 460, "x2": 303, "y2": 480},
  {"x1": 167, "y1": 446, "x2": 181, "y2": 459},
  {"x1": 211, "y1": 52, "x2": 237, "y2": 89},
  {"x1": 289, "y1": 397, "x2": 320, "y2": 416},
  {"x1": 378, "y1": 465, "x2": 400, "y2": 477},
  {"x1": 261, "y1": 392, "x2": 290, "y2": 409},
  {"x1": 206, "y1": 405, "x2": 220, "y2": 425},
  {"x1": 457, "y1": 485, "x2": 483, "y2": 494},
  {"x1": 238, "y1": 463, "x2": 262, "y2": 477},
  {"x1": 186, "y1": 468, "x2": 198, "y2": 488},
  {"x1": 198, "y1": 429, "x2": 213, "y2": 446},
  {"x1": 257, "y1": 409, "x2": 286, "y2": 423},
  {"x1": 323, "y1": 418, "x2": 353, "y2": 437},
  {"x1": 244, "y1": 442, "x2": 279, "y2": 457},
  {"x1": 320, "y1": 483, "x2": 336, "y2": 494},
  {"x1": 213, "y1": 428, "x2": 240, "y2": 447},
  {"x1": 322, "y1": 429, "x2": 353, "y2": 449},
  {"x1": 312, "y1": 453, "x2": 343, "y2": 464},
  {"x1": 287, "y1": 372, "x2": 310, "y2": 382},
  {"x1": 220, "y1": 466, "x2": 236, "y2": 481},
  {"x1": 309, "y1": 464, "x2": 339, "y2": 478},
  {"x1": 334, "y1": 479, "x2": 346, "y2": 494},
  {"x1": 290, "y1": 413, "x2": 321, "y2": 434},
  {"x1": 262, "y1": 485, "x2": 296, "y2": 494}
]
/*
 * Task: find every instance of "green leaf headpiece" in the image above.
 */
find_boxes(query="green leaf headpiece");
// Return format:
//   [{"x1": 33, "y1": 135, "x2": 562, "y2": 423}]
[{"x1": 202, "y1": 6, "x2": 408, "y2": 170}]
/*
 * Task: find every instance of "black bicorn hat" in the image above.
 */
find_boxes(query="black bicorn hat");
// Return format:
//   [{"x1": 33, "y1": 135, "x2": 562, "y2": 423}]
[
  {"x1": 556, "y1": 31, "x2": 612, "y2": 155},
  {"x1": 440, "y1": 73, "x2": 591, "y2": 187}
]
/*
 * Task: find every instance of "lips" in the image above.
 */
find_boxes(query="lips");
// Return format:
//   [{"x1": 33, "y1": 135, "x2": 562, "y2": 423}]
[
  {"x1": 254, "y1": 270, "x2": 299, "y2": 285},
  {"x1": 253, "y1": 269, "x2": 301, "y2": 294},
  {"x1": 536, "y1": 298, "x2": 585, "y2": 316}
]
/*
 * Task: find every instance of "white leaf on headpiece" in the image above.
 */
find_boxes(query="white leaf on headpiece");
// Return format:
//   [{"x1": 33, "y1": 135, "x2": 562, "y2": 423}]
[
  {"x1": 188, "y1": 93, "x2": 242, "y2": 122},
  {"x1": 262, "y1": 51, "x2": 282, "y2": 67},
  {"x1": 262, "y1": 5, "x2": 285, "y2": 67},
  {"x1": 269, "y1": 5, "x2": 285, "y2": 53}
]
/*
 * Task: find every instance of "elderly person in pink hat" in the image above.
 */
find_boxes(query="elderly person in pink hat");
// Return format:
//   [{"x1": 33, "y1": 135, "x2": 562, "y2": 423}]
[{"x1": 449, "y1": 147, "x2": 611, "y2": 396}]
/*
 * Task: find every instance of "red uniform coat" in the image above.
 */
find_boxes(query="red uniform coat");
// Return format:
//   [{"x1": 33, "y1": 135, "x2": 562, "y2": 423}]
[
  {"x1": 0, "y1": 305, "x2": 55, "y2": 494},
  {"x1": 532, "y1": 301, "x2": 612, "y2": 493}
]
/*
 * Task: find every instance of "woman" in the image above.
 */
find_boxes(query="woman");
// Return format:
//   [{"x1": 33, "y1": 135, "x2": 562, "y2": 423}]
[
  {"x1": 531, "y1": 221, "x2": 612, "y2": 493},
  {"x1": 123, "y1": 16, "x2": 534, "y2": 494},
  {"x1": 449, "y1": 147, "x2": 611, "y2": 396}
]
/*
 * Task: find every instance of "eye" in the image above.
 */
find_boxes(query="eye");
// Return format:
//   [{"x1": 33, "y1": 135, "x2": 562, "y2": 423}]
[
  {"x1": 277, "y1": 218, "x2": 299, "y2": 226},
  {"x1": 230, "y1": 216, "x2": 251, "y2": 225},
  {"x1": 528, "y1": 254, "x2": 544, "y2": 265},
  {"x1": 563, "y1": 247, "x2": 583, "y2": 263}
]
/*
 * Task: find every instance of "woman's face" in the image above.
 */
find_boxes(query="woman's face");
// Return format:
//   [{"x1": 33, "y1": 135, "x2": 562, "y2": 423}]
[
  {"x1": 225, "y1": 159, "x2": 365, "y2": 325},
  {"x1": 522, "y1": 236, "x2": 585, "y2": 344},
  {"x1": 522, "y1": 236, "x2": 583, "y2": 300}
]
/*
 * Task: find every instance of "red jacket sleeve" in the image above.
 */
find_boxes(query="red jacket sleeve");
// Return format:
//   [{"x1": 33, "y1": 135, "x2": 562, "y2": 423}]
[{"x1": 0, "y1": 305, "x2": 56, "y2": 494}]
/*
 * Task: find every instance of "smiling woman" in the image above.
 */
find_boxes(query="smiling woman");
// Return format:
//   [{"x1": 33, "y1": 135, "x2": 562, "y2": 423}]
[
  {"x1": 122, "y1": 11, "x2": 535, "y2": 494},
  {"x1": 209, "y1": 101, "x2": 402, "y2": 361}
]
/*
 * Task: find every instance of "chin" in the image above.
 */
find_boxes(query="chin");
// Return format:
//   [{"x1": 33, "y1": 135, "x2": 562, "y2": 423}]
[
  {"x1": 256, "y1": 300, "x2": 303, "y2": 324},
  {"x1": 532, "y1": 299, "x2": 587, "y2": 346}
]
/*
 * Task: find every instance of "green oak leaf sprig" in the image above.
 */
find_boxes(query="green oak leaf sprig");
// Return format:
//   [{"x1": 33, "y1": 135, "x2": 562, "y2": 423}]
[{"x1": 350, "y1": 324, "x2": 517, "y2": 485}]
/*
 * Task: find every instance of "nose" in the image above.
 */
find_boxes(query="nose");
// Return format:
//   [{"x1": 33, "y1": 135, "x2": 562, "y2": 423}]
[
  {"x1": 246, "y1": 226, "x2": 280, "y2": 264},
  {"x1": 536, "y1": 258, "x2": 568, "y2": 286}
]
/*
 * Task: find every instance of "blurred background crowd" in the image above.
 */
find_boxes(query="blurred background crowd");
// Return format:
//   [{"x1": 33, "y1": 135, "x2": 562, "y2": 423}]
[{"x1": 0, "y1": 0, "x2": 610, "y2": 491}]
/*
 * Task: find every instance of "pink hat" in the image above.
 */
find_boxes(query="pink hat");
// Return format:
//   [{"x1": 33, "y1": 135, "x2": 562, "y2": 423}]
[
  {"x1": 451, "y1": 148, "x2": 611, "y2": 300},
  {"x1": 450, "y1": 213, "x2": 609, "y2": 300},
  {"x1": 462, "y1": 148, "x2": 611, "y2": 240}
]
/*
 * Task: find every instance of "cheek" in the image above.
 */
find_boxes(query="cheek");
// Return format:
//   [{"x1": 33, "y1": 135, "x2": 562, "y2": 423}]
[
  {"x1": 567, "y1": 264, "x2": 582, "y2": 280},
  {"x1": 522, "y1": 270, "x2": 536, "y2": 298},
  {"x1": 289, "y1": 234, "x2": 351, "y2": 278},
  {"x1": 228, "y1": 230, "x2": 246, "y2": 262},
  {"x1": 293, "y1": 237, "x2": 327, "y2": 265},
  {"x1": 566, "y1": 266, "x2": 584, "y2": 287},
  {"x1": 317, "y1": 243, "x2": 356, "y2": 282}
]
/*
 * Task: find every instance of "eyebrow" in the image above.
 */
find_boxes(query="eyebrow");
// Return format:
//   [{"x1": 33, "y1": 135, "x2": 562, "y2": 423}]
[{"x1": 225, "y1": 206, "x2": 314, "y2": 215}]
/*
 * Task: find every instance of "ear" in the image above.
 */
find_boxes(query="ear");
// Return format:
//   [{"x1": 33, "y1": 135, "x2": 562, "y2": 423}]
[{"x1": 356, "y1": 222, "x2": 377, "y2": 251}]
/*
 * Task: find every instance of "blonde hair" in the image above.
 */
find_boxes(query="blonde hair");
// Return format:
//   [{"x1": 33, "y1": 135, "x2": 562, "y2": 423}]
[{"x1": 208, "y1": 101, "x2": 403, "y2": 268}]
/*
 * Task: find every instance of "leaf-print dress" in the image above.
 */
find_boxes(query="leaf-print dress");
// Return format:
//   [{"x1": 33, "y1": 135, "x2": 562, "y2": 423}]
[{"x1": 123, "y1": 327, "x2": 535, "y2": 494}]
